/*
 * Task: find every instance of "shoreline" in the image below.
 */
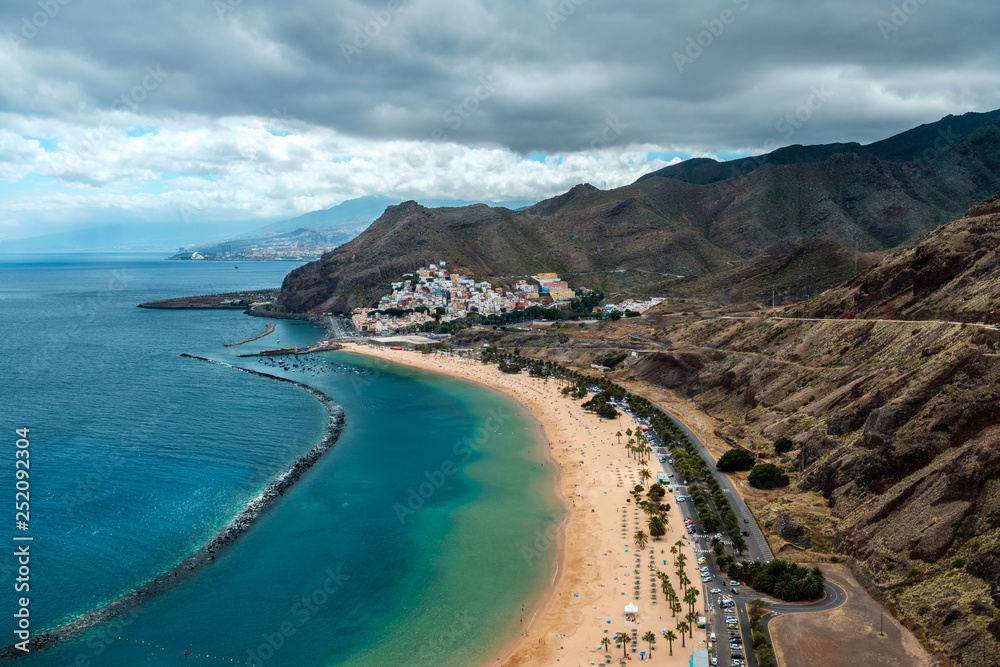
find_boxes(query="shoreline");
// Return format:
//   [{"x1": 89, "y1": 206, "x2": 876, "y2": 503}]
[
  {"x1": 0, "y1": 355, "x2": 345, "y2": 661},
  {"x1": 341, "y1": 343, "x2": 708, "y2": 666}
]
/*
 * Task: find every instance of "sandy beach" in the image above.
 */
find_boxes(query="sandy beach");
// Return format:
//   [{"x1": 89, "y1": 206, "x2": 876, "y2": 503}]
[{"x1": 342, "y1": 343, "x2": 710, "y2": 666}]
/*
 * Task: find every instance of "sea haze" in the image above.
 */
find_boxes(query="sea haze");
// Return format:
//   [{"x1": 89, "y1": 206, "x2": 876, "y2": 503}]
[{"x1": 1, "y1": 254, "x2": 561, "y2": 666}]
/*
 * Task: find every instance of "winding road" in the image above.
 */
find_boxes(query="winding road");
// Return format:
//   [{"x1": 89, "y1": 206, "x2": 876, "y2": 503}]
[
  {"x1": 628, "y1": 331, "x2": 670, "y2": 350},
  {"x1": 632, "y1": 391, "x2": 852, "y2": 667}
]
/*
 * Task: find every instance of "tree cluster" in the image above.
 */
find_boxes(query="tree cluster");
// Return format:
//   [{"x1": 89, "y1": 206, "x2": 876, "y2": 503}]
[
  {"x1": 747, "y1": 463, "x2": 790, "y2": 489},
  {"x1": 716, "y1": 448, "x2": 756, "y2": 472},
  {"x1": 727, "y1": 559, "x2": 825, "y2": 602}
]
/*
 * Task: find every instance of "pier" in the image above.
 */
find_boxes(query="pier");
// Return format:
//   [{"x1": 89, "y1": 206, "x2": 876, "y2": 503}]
[{"x1": 236, "y1": 342, "x2": 343, "y2": 358}]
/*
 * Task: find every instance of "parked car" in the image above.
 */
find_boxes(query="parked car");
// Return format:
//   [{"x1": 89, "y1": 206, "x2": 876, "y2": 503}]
[
  {"x1": 729, "y1": 580, "x2": 739, "y2": 586},
  {"x1": 741, "y1": 531, "x2": 750, "y2": 536}
]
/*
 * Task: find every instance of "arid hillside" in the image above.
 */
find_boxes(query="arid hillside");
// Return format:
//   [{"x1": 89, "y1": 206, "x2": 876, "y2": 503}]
[
  {"x1": 276, "y1": 110, "x2": 1000, "y2": 314},
  {"x1": 443, "y1": 196, "x2": 1000, "y2": 664},
  {"x1": 792, "y1": 194, "x2": 1000, "y2": 323}
]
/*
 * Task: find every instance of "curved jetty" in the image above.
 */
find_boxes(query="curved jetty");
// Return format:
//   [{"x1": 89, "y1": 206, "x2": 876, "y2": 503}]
[
  {"x1": 224, "y1": 323, "x2": 276, "y2": 346},
  {"x1": 0, "y1": 355, "x2": 344, "y2": 660}
]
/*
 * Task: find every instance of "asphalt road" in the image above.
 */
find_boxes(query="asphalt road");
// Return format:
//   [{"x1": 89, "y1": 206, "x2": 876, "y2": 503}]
[
  {"x1": 635, "y1": 393, "x2": 852, "y2": 667},
  {"x1": 760, "y1": 579, "x2": 849, "y2": 650},
  {"x1": 628, "y1": 393, "x2": 782, "y2": 667},
  {"x1": 628, "y1": 331, "x2": 670, "y2": 350}
]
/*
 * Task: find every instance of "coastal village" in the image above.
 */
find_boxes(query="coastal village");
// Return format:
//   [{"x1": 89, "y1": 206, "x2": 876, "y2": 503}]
[{"x1": 349, "y1": 261, "x2": 665, "y2": 335}]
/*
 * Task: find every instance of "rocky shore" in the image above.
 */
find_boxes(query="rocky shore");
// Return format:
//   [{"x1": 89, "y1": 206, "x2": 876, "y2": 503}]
[{"x1": 0, "y1": 356, "x2": 344, "y2": 661}]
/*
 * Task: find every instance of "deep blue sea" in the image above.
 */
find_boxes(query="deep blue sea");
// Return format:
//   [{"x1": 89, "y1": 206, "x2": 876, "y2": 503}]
[{"x1": 0, "y1": 254, "x2": 561, "y2": 666}]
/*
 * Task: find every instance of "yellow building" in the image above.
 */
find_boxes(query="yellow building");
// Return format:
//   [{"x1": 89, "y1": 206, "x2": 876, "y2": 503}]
[{"x1": 537, "y1": 272, "x2": 558, "y2": 280}]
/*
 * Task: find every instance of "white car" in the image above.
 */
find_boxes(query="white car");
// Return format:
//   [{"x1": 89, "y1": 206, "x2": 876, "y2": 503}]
[
  {"x1": 710, "y1": 588, "x2": 722, "y2": 594},
  {"x1": 702, "y1": 575, "x2": 713, "y2": 582},
  {"x1": 728, "y1": 581, "x2": 739, "y2": 586}
]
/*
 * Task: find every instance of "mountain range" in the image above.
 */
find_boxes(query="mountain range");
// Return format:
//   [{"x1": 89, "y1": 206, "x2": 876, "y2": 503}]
[
  {"x1": 435, "y1": 190, "x2": 1000, "y2": 663},
  {"x1": 276, "y1": 108, "x2": 1000, "y2": 314}
]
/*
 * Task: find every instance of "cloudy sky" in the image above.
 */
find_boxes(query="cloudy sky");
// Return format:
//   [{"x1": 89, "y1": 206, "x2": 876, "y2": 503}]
[{"x1": 2, "y1": 0, "x2": 999, "y2": 240}]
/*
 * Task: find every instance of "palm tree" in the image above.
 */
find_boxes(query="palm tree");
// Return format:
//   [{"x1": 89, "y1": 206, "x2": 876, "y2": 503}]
[
  {"x1": 649, "y1": 515, "x2": 666, "y2": 541},
  {"x1": 731, "y1": 534, "x2": 747, "y2": 557},
  {"x1": 774, "y1": 576, "x2": 793, "y2": 600},
  {"x1": 601, "y1": 636, "x2": 611, "y2": 654},
  {"x1": 643, "y1": 630, "x2": 656, "y2": 655},
  {"x1": 616, "y1": 632, "x2": 631, "y2": 659},
  {"x1": 616, "y1": 430, "x2": 622, "y2": 444},
  {"x1": 672, "y1": 601, "x2": 682, "y2": 619},
  {"x1": 685, "y1": 612, "x2": 696, "y2": 636},
  {"x1": 676, "y1": 622, "x2": 688, "y2": 647},
  {"x1": 687, "y1": 586, "x2": 699, "y2": 613},
  {"x1": 634, "y1": 530, "x2": 649, "y2": 549},
  {"x1": 663, "y1": 629, "x2": 677, "y2": 655},
  {"x1": 639, "y1": 468, "x2": 652, "y2": 485}
]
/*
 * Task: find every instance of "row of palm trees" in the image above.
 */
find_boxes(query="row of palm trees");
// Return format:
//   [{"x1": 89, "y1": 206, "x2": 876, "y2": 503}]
[
  {"x1": 602, "y1": 538, "x2": 702, "y2": 659},
  {"x1": 602, "y1": 630, "x2": 661, "y2": 659}
]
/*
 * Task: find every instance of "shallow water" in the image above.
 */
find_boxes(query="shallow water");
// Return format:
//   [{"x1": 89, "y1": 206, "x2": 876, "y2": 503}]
[{"x1": 1, "y1": 254, "x2": 561, "y2": 666}]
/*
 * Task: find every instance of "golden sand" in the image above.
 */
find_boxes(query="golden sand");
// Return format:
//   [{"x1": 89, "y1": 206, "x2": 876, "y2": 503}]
[{"x1": 343, "y1": 344, "x2": 710, "y2": 666}]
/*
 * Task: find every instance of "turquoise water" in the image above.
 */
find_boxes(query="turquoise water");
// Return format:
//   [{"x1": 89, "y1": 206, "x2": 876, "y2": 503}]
[{"x1": 0, "y1": 254, "x2": 562, "y2": 666}]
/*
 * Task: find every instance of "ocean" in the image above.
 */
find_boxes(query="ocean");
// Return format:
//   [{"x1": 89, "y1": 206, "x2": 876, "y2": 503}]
[{"x1": 0, "y1": 254, "x2": 562, "y2": 666}]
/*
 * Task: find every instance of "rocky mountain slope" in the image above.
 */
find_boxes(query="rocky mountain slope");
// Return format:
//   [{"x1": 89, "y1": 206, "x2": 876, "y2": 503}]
[
  {"x1": 791, "y1": 194, "x2": 1000, "y2": 323},
  {"x1": 447, "y1": 193, "x2": 1000, "y2": 663},
  {"x1": 585, "y1": 196, "x2": 1000, "y2": 664},
  {"x1": 276, "y1": 110, "x2": 1000, "y2": 313}
]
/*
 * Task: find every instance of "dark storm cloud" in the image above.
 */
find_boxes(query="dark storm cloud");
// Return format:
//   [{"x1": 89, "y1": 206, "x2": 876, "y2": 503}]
[{"x1": 3, "y1": 0, "x2": 999, "y2": 154}]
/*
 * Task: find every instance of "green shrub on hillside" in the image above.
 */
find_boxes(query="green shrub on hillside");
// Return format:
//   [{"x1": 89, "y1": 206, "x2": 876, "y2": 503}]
[
  {"x1": 717, "y1": 449, "x2": 756, "y2": 472},
  {"x1": 748, "y1": 463, "x2": 790, "y2": 489}
]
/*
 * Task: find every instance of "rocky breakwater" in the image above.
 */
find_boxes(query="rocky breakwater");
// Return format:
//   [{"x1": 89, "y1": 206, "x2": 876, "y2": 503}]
[{"x1": 0, "y1": 355, "x2": 344, "y2": 661}]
